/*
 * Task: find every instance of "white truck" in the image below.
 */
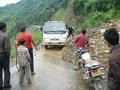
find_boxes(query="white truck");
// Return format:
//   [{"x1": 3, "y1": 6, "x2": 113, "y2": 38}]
[{"x1": 42, "y1": 21, "x2": 68, "y2": 48}]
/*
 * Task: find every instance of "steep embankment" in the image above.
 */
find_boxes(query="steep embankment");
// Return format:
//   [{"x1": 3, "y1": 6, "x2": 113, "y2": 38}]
[
  {"x1": 53, "y1": 0, "x2": 120, "y2": 29},
  {"x1": 51, "y1": 0, "x2": 75, "y2": 24},
  {"x1": 62, "y1": 20, "x2": 120, "y2": 68}
]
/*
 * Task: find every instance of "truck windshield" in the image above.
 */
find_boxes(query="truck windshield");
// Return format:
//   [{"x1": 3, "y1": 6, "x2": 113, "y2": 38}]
[{"x1": 43, "y1": 21, "x2": 66, "y2": 31}]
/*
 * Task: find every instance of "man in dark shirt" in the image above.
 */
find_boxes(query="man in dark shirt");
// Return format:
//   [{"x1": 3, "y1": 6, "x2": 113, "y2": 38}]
[
  {"x1": 104, "y1": 28, "x2": 120, "y2": 90},
  {"x1": 0, "y1": 22, "x2": 11, "y2": 89},
  {"x1": 66, "y1": 25, "x2": 75, "y2": 38}
]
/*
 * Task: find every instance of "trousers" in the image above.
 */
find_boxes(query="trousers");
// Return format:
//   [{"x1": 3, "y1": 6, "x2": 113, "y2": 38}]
[
  {"x1": 0, "y1": 54, "x2": 10, "y2": 87},
  {"x1": 19, "y1": 64, "x2": 31, "y2": 84},
  {"x1": 28, "y1": 48, "x2": 34, "y2": 73}
]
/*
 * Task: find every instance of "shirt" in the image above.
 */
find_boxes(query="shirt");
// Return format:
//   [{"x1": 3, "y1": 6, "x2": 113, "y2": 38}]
[
  {"x1": 75, "y1": 33, "x2": 88, "y2": 48},
  {"x1": 108, "y1": 44, "x2": 120, "y2": 90},
  {"x1": 0, "y1": 31, "x2": 11, "y2": 55},
  {"x1": 110, "y1": 44, "x2": 120, "y2": 53},
  {"x1": 17, "y1": 45, "x2": 31, "y2": 66},
  {"x1": 68, "y1": 26, "x2": 74, "y2": 34},
  {"x1": 17, "y1": 32, "x2": 33, "y2": 48}
]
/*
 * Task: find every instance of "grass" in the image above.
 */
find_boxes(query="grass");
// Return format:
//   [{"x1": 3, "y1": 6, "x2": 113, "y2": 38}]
[
  {"x1": 32, "y1": 30, "x2": 43, "y2": 45},
  {"x1": 10, "y1": 48, "x2": 16, "y2": 59},
  {"x1": 74, "y1": 9, "x2": 118, "y2": 29},
  {"x1": 10, "y1": 36, "x2": 16, "y2": 60}
]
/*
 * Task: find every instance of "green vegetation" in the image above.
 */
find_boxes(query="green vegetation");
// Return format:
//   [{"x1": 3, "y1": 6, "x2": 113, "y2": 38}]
[
  {"x1": 0, "y1": 0, "x2": 120, "y2": 30},
  {"x1": 0, "y1": 0, "x2": 67, "y2": 25},
  {"x1": 72, "y1": 0, "x2": 120, "y2": 28},
  {"x1": 11, "y1": 48, "x2": 16, "y2": 59},
  {"x1": 32, "y1": 31, "x2": 43, "y2": 45},
  {"x1": 76, "y1": 9, "x2": 117, "y2": 28},
  {"x1": 51, "y1": 0, "x2": 120, "y2": 29}
]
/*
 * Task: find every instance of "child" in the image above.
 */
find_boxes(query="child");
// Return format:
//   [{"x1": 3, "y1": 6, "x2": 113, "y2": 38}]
[{"x1": 17, "y1": 38, "x2": 31, "y2": 85}]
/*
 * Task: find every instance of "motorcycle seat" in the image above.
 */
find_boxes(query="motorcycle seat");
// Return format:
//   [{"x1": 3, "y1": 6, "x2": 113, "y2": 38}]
[{"x1": 85, "y1": 60, "x2": 100, "y2": 69}]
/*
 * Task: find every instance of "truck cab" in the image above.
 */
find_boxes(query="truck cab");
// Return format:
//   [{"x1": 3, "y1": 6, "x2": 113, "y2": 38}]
[{"x1": 42, "y1": 21, "x2": 68, "y2": 48}]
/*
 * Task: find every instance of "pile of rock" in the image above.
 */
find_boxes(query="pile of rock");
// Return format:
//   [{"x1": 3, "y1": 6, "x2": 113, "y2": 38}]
[
  {"x1": 88, "y1": 20, "x2": 119, "y2": 68},
  {"x1": 88, "y1": 29, "x2": 109, "y2": 68},
  {"x1": 62, "y1": 20, "x2": 120, "y2": 68},
  {"x1": 62, "y1": 37, "x2": 79, "y2": 64}
]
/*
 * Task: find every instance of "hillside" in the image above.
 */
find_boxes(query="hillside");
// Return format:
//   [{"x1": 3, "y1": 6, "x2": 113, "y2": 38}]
[
  {"x1": 52, "y1": 0, "x2": 120, "y2": 29},
  {"x1": 0, "y1": 0, "x2": 67, "y2": 36},
  {"x1": 51, "y1": 0, "x2": 74, "y2": 24},
  {"x1": 0, "y1": 0, "x2": 67, "y2": 24},
  {"x1": 1, "y1": 0, "x2": 120, "y2": 31}
]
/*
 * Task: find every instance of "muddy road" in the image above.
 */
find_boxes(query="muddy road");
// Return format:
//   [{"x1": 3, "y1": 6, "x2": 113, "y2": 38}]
[
  {"x1": 10, "y1": 46, "x2": 94, "y2": 90},
  {"x1": 35, "y1": 46, "x2": 93, "y2": 90}
]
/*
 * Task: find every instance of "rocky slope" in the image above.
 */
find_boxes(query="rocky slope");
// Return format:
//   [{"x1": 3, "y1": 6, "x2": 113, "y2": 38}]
[{"x1": 62, "y1": 20, "x2": 120, "y2": 68}]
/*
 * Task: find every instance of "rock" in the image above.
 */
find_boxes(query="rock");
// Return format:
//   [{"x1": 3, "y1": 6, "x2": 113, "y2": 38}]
[
  {"x1": 62, "y1": 20, "x2": 120, "y2": 68},
  {"x1": 100, "y1": 29, "x2": 106, "y2": 34}
]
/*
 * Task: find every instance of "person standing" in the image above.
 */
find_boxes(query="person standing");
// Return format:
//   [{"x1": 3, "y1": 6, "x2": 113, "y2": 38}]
[
  {"x1": 0, "y1": 22, "x2": 11, "y2": 89},
  {"x1": 16, "y1": 27, "x2": 37, "y2": 75},
  {"x1": 104, "y1": 28, "x2": 120, "y2": 90},
  {"x1": 17, "y1": 39, "x2": 31, "y2": 85},
  {"x1": 66, "y1": 25, "x2": 75, "y2": 38}
]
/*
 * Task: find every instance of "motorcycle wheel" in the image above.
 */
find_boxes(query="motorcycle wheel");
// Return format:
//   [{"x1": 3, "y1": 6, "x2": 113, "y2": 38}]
[
  {"x1": 78, "y1": 61, "x2": 81, "y2": 69},
  {"x1": 93, "y1": 79, "x2": 105, "y2": 90}
]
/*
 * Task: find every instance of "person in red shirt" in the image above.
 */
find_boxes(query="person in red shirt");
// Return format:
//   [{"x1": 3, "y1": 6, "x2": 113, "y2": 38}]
[
  {"x1": 75, "y1": 29, "x2": 88, "y2": 49},
  {"x1": 16, "y1": 27, "x2": 37, "y2": 75},
  {"x1": 74, "y1": 29, "x2": 88, "y2": 71}
]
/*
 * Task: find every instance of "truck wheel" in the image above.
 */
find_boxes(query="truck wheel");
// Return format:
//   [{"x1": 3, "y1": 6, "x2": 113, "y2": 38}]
[
  {"x1": 60, "y1": 45, "x2": 65, "y2": 49},
  {"x1": 45, "y1": 45, "x2": 48, "y2": 49}
]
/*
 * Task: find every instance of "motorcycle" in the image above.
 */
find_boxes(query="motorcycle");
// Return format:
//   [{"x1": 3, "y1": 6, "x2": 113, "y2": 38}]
[{"x1": 75, "y1": 48, "x2": 105, "y2": 90}]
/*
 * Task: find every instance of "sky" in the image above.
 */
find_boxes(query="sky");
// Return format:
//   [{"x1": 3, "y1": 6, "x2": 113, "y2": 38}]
[{"x1": 0, "y1": 0, "x2": 20, "y2": 7}]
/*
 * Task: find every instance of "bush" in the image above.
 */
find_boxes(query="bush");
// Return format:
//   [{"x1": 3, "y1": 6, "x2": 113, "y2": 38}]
[{"x1": 74, "y1": 9, "x2": 117, "y2": 29}]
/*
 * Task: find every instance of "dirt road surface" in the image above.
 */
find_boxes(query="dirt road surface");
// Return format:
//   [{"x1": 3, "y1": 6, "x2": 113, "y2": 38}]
[{"x1": 10, "y1": 46, "x2": 94, "y2": 90}]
